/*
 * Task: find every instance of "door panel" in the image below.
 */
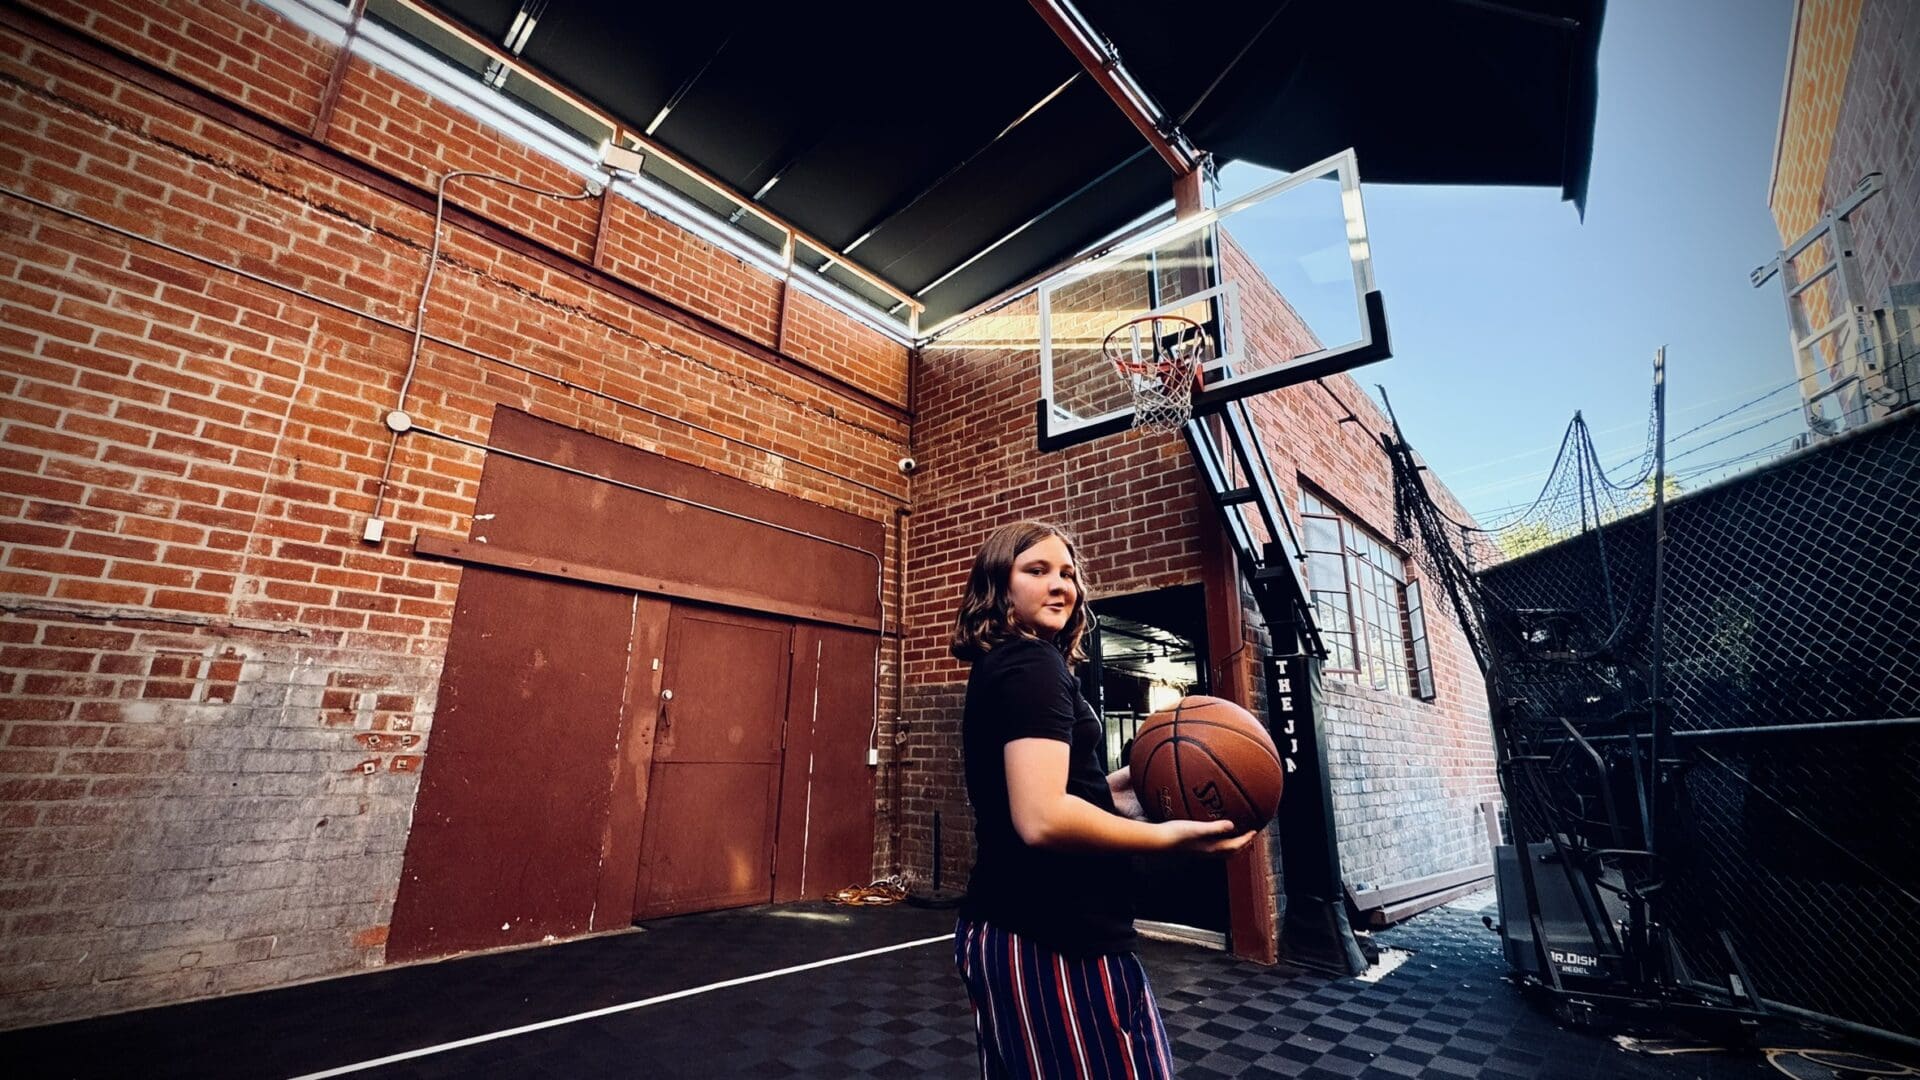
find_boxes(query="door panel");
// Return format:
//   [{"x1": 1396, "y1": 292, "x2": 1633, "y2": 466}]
[
  {"x1": 389, "y1": 569, "x2": 635, "y2": 961},
  {"x1": 634, "y1": 608, "x2": 791, "y2": 920},
  {"x1": 651, "y1": 611, "x2": 787, "y2": 765},
  {"x1": 592, "y1": 596, "x2": 671, "y2": 931},
  {"x1": 632, "y1": 762, "x2": 779, "y2": 914},
  {"x1": 774, "y1": 625, "x2": 879, "y2": 901}
]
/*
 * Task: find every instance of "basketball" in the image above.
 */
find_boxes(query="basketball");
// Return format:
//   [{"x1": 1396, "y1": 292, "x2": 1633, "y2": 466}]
[{"x1": 1129, "y1": 695, "x2": 1283, "y2": 832}]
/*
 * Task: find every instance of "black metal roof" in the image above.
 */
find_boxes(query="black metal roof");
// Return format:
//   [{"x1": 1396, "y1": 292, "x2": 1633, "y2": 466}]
[{"x1": 420, "y1": 0, "x2": 1604, "y2": 327}]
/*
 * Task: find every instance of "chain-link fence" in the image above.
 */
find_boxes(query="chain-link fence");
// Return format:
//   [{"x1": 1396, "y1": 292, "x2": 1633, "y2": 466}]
[{"x1": 1392, "y1": 395, "x2": 1919, "y2": 1039}]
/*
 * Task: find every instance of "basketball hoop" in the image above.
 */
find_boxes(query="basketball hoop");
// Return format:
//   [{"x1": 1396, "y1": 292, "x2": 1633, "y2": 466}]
[{"x1": 1103, "y1": 314, "x2": 1211, "y2": 433}]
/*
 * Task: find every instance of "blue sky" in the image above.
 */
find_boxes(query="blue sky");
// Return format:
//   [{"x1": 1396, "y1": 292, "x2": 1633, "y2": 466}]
[{"x1": 1219, "y1": 0, "x2": 1800, "y2": 522}]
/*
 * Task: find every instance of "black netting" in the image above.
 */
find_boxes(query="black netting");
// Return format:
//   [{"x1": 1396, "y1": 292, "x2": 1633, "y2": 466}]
[{"x1": 1389, "y1": 380, "x2": 1920, "y2": 1038}]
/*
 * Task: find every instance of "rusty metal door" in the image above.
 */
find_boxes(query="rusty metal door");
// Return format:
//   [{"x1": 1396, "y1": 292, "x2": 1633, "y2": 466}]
[
  {"x1": 633, "y1": 607, "x2": 792, "y2": 919},
  {"x1": 773, "y1": 624, "x2": 879, "y2": 901},
  {"x1": 388, "y1": 568, "x2": 638, "y2": 961}
]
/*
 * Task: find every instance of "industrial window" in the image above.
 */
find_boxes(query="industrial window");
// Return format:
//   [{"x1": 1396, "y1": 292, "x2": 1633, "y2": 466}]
[{"x1": 1300, "y1": 489, "x2": 1435, "y2": 700}]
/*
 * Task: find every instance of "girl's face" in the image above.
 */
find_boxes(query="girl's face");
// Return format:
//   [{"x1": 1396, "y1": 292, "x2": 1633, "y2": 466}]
[{"x1": 1008, "y1": 534, "x2": 1078, "y2": 639}]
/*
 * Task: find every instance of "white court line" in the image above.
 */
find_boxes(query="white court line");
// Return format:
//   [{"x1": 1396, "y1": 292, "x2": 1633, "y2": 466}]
[{"x1": 287, "y1": 932, "x2": 954, "y2": 1079}]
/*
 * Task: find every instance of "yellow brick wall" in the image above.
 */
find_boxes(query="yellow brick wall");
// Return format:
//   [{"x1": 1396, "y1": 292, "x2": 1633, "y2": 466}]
[{"x1": 1770, "y1": 0, "x2": 1866, "y2": 244}]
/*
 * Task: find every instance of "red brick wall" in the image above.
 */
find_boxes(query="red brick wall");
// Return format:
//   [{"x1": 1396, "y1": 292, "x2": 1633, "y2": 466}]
[
  {"x1": 27, "y1": 0, "x2": 333, "y2": 130},
  {"x1": 903, "y1": 292, "x2": 1207, "y2": 886},
  {"x1": 1223, "y1": 236, "x2": 1497, "y2": 888},
  {"x1": 782, "y1": 288, "x2": 911, "y2": 408},
  {"x1": 1, "y1": 0, "x2": 908, "y2": 1025},
  {"x1": 903, "y1": 233, "x2": 1496, "y2": 907}
]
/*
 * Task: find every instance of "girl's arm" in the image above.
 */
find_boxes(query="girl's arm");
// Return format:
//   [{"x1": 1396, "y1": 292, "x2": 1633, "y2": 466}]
[{"x1": 1006, "y1": 739, "x2": 1252, "y2": 855}]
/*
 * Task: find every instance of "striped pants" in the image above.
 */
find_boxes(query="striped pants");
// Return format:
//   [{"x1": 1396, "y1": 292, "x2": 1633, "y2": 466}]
[{"x1": 953, "y1": 916, "x2": 1177, "y2": 1079}]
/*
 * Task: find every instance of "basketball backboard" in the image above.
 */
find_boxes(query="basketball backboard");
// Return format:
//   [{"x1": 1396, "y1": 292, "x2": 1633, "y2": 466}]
[{"x1": 1037, "y1": 150, "x2": 1389, "y2": 450}]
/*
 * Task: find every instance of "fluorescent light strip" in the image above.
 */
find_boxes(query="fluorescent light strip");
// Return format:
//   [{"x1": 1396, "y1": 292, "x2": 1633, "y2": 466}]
[
  {"x1": 502, "y1": 10, "x2": 537, "y2": 54},
  {"x1": 254, "y1": 0, "x2": 916, "y2": 344}
]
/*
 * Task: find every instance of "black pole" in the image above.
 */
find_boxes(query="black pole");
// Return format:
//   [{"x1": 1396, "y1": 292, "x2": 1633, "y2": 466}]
[
  {"x1": 1647, "y1": 347, "x2": 1670, "y2": 854},
  {"x1": 1267, "y1": 638, "x2": 1367, "y2": 975}
]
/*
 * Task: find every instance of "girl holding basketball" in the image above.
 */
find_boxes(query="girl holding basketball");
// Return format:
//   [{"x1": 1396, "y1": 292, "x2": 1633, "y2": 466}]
[{"x1": 950, "y1": 519, "x2": 1252, "y2": 1079}]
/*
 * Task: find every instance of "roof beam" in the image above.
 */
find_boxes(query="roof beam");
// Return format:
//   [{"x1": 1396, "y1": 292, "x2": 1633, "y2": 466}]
[
  {"x1": 646, "y1": 32, "x2": 731, "y2": 136},
  {"x1": 1027, "y1": 0, "x2": 1199, "y2": 175}
]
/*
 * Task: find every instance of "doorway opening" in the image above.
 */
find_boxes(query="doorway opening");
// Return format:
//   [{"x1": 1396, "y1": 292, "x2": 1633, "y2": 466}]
[{"x1": 1089, "y1": 585, "x2": 1230, "y2": 943}]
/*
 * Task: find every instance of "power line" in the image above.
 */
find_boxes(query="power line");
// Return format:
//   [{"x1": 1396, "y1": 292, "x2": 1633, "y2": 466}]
[
  {"x1": 1609, "y1": 368, "x2": 1819, "y2": 472},
  {"x1": 1444, "y1": 375, "x2": 1818, "y2": 482},
  {"x1": 1669, "y1": 435, "x2": 1802, "y2": 485},
  {"x1": 1452, "y1": 375, "x2": 1815, "y2": 504},
  {"x1": 1666, "y1": 404, "x2": 1802, "y2": 466}
]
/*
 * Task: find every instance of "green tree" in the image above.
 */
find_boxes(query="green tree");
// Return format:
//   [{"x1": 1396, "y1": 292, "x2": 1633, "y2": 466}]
[
  {"x1": 1640, "y1": 474, "x2": 1684, "y2": 508},
  {"x1": 1494, "y1": 521, "x2": 1569, "y2": 560}
]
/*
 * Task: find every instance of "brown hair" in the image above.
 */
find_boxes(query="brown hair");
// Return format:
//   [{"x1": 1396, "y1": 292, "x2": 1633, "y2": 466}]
[{"x1": 949, "y1": 520, "x2": 1093, "y2": 664}]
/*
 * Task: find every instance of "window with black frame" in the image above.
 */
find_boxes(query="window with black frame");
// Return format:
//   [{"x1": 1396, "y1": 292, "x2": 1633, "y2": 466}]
[{"x1": 1301, "y1": 488, "x2": 1435, "y2": 700}]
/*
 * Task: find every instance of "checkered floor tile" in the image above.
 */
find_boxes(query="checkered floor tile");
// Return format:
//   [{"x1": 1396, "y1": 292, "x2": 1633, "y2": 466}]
[{"x1": 6, "y1": 892, "x2": 1910, "y2": 1078}]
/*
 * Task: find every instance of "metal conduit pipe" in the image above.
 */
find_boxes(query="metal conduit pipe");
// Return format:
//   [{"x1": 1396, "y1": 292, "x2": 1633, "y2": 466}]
[
  {"x1": 370, "y1": 169, "x2": 605, "y2": 526},
  {"x1": 889, "y1": 503, "x2": 910, "y2": 874}
]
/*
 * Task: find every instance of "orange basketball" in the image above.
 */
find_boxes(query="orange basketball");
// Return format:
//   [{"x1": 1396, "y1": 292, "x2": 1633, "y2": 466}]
[{"x1": 1129, "y1": 695, "x2": 1283, "y2": 832}]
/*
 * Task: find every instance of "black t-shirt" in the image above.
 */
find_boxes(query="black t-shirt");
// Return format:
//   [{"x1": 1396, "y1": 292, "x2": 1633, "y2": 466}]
[{"x1": 959, "y1": 635, "x2": 1135, "y2": 956}]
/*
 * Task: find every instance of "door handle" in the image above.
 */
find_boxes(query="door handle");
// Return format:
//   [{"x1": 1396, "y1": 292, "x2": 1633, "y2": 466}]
[{"x1": 659, "y1": 688, "x2": 673, "y2": 734}]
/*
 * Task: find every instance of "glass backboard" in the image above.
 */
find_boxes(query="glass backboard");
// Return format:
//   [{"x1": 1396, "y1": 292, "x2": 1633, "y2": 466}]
[{"x1": 1037, "y1": 149, "x2": 1389, "y2": 450}]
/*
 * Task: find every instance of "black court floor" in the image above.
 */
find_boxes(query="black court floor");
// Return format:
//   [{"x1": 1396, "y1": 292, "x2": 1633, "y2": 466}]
[{"x1": 5, "y1": 893, "x2": 1911, "y2": 1079}]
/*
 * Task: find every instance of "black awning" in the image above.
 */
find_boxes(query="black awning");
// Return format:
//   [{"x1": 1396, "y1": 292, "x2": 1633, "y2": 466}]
[
  {"x1": 414, "y1": 0, "x2": 1604, "y2": 328},
  {"x1": 1095, "y1": 0, "x2": 1604, "y2": 203}
]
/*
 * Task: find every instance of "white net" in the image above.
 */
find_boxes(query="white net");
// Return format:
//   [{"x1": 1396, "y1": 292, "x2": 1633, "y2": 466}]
[{"x1": 1105, "y1": 316, "x2": 1210, "y2": 434}]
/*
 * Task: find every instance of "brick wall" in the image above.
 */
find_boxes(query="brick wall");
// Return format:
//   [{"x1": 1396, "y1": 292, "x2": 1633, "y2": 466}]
[
  {"x1": 1222, "y1": 238, "x2": 1497, "y2": 889},
  {"x1": 903, "y1": 291, "x2": 1208, "y2": 887},
  {"x1": 0, "y1": 0, "x2": 1504, "y2": 1025},
  {"x1": 1770, "y1": 0, "x2": 1866, "y2": 244},
  {"x1": 1769, "y1": 0, "x2": 1916, "y2": 415},
  {"x1": 1, "y1": 0, "x2": 908, "y2": 1026},
  {"x1": 1819, "y1": 0, "x2": 1919, "y2": 307},
  {"x1": 904, "y1": 233, "x2": 1497, "y2": 920}
]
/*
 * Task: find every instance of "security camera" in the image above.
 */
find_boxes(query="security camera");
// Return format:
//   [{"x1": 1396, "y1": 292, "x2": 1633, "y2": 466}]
[{"x1": 898, "y1": 456, "x2": 918, "y2": 475}]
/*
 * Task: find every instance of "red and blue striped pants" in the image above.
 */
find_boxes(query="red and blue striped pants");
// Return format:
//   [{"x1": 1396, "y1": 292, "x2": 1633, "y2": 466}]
[{"x1": 953, "y1": 916, "x2": 1177, "y2": 1079}]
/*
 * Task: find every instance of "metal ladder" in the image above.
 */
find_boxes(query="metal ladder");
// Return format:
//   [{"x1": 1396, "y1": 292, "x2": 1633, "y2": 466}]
[
  {"x1": 1752, "y1": 172, "x2": 1905, "y2": 435},
  {"x1": 1182, "y1": 397, "x2": 1326, "y2": 659}
]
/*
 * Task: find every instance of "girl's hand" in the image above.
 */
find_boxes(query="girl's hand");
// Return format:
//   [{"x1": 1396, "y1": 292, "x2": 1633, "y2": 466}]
[
  {"x1": 1161, "y1": 818, "x2": 1256, "y2": 856},
  {"x1": 1106, "y1": 766, "x2": 1147, "y2": 821}
]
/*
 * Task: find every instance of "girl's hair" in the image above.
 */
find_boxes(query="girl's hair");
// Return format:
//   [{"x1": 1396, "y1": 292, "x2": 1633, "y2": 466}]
[{"x1": 950, "y1": 520, "x2": 1094, "y2": 664}]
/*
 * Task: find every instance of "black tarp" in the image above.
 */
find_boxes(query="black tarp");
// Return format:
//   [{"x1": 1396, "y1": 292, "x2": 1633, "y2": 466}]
[{"x1": 414, "y1": 0, "x2": 1604, "y2": 326}]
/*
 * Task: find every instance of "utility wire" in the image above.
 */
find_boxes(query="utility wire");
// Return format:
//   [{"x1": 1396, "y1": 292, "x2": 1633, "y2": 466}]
[
  {"x1": 1609, "y1": 368, "x2": 1819, "y2": 473},
  {"x1": 1665, "y1": 404, "x2": 1802, "y2": 466},
  {"x1": 1667, "y1": 436, "x2": 1802, "y2": 485}
]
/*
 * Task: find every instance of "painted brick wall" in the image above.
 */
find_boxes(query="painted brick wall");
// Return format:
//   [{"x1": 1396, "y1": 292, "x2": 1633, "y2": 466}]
[
  {"x1": 1770, "y1": 0, "x2": 1866, "y2": 244},
  {"x1": 1, "y1": 0, "x2": 909, "y2": 1026},
  {"x1": 1769, "y1": 0, "x2": 1916, "y2": 415},
  {"x1": 1819, "y1": 0, "x2": 1920, "y2": 308},
  {"x1": 902, "y1": 232, "x2": 1497, "y2": 915}
]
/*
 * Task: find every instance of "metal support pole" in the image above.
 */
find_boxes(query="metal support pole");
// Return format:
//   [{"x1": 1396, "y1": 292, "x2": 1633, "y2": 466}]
[
  {"x1": 1266, "y1": 643, "x2": 1367, "y2": 975},
  {"x1": 1647, "y1": 346, "x2": 1669, "y2": 853}
]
